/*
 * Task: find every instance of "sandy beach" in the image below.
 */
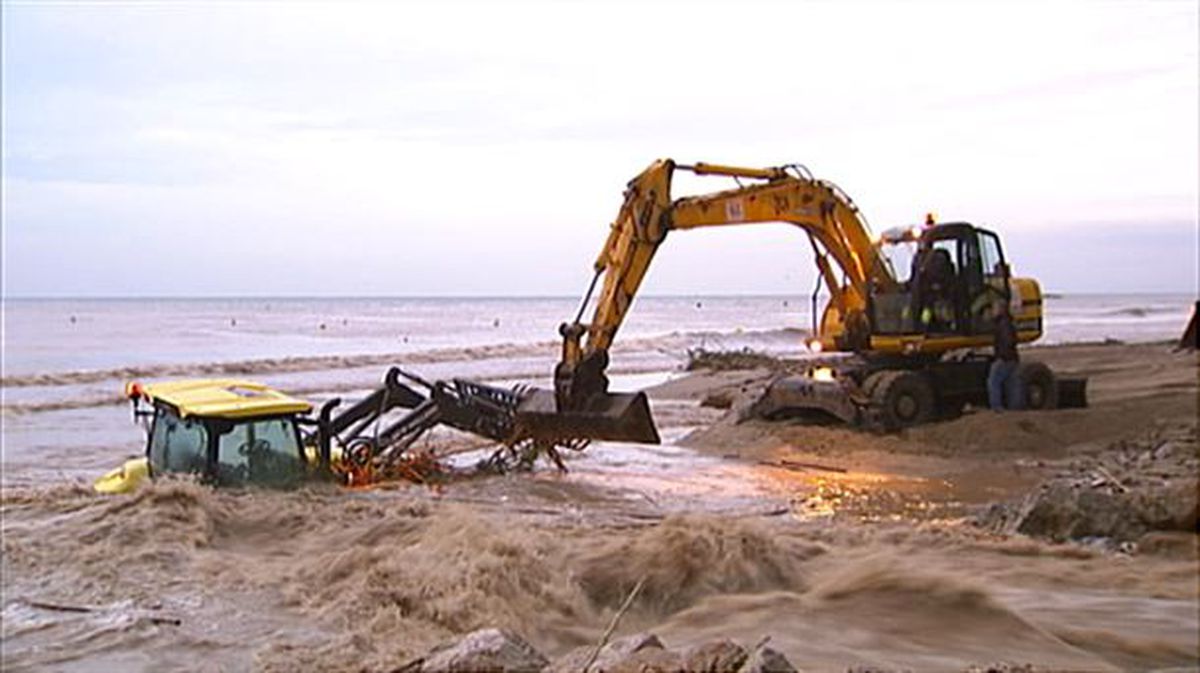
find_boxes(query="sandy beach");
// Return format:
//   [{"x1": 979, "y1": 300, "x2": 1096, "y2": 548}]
[{"x1": 3, "y1": 339, "x2": 1196, "y2": 672}]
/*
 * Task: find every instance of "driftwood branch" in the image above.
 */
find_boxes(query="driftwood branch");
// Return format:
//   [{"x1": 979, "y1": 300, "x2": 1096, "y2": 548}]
[
  {"x1": 25, "y1": 599, "x2": 94, "y2": 613},
  {"x1": 1093, "y1": 465, "x2": 1128, "y2": 493},
  {"x1": 582, "y1": 576, "x2": 647, "y2": 672},
  {"x1": 24, "y1": 598, "x2": 182, "y2": 626},
  {"x1": 757, "y1": 459, "x2": 848, "y2": 474}
]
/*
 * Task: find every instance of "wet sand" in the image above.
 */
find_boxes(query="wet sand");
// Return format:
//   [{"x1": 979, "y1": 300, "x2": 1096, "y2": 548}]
[{"x1": 2, "y1": 341, "x2": 1197, "y2": 671}]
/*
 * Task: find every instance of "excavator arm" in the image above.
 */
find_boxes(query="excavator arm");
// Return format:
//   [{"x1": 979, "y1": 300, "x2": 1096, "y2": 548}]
[{"x1": 553, "y1": 159, "x2": 896, "y2": 414}]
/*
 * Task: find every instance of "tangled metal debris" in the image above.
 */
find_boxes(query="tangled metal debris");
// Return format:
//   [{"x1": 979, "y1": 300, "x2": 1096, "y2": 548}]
[{"x1": 314, "y1": 367, "x2": 595, "y2": 486}]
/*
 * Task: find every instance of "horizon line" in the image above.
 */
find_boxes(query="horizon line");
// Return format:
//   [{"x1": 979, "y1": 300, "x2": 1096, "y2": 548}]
[{"x1": 2, "y1": 290, "x2": 1195, "y2": 301}]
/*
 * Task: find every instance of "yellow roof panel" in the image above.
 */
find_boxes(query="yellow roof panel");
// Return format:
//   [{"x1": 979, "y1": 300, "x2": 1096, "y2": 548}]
[{"x1": 137, "y1": 379, "x2": 312, "y2": 419}]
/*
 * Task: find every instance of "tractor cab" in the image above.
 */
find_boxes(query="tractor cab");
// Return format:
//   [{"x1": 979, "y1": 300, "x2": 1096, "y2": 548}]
[{"x1": 95, "y1": 379, "x2": 316, "y2": 493}]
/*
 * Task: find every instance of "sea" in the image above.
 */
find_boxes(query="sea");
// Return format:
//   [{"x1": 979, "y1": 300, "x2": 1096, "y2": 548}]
[{"x1": 0, "y1": 293, "x2": 1193, "y2": 487}]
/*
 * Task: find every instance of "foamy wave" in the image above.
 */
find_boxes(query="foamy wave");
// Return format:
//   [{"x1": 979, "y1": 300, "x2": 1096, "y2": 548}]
[
  {"x1": 0, "y1": 394, "x2": 127, "y2": 416},
  {"x1": 0, "y1": 361, "x2": 679, "y2": 417},
  {"x1": 0, "y1": 341, "x2": 560, "y2": 389},
  {"x1": 1101, "y1": 305, "x2": 1181, "y2": 318},
  {"x1": 0, "y1": 328, "x2": 807, "y2": 390}
]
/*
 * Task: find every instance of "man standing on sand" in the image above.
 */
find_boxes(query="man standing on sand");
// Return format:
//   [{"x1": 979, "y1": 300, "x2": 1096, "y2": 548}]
[{"x1": 988, "y1": 297, "x2": 1023, "y2": 411}]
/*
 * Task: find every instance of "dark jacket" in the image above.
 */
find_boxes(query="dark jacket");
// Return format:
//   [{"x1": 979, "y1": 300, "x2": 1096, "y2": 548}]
[{"x1": 994, "y1": 311, "x2": 1019, "y2": 362}]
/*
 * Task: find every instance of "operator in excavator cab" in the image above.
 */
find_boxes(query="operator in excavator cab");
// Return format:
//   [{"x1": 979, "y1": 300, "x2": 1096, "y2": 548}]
[
  {"x1": 914, "y1": 244, "x2": 957, "y2": 332},
  {"x1": 909, "y1": 214, "x2": 958, "y2": 334}
]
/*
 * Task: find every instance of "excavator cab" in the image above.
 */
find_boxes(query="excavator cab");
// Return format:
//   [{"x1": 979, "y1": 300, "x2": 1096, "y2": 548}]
[{"x1": 873, "y1": 222, "x2": 1016, "y2": 339}]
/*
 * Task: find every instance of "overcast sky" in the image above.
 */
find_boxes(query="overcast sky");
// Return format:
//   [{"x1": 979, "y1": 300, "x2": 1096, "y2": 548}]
[{"x1": 2, "y1": 1, "x2": 1197, "y2": 297}]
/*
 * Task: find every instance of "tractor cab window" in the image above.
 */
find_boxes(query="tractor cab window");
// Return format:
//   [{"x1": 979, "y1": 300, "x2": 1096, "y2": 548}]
[
  {"x1": 214, "y1": 417, "x2": 304, "y2": 488},
  {"x1": 148, "y1": 408, "x2": 208, "y2": 476}
]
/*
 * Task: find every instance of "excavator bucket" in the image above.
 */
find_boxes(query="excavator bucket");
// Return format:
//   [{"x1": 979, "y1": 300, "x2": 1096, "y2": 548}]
[{"x1": 515, "y1": 389, "x2": 660, "y2": 445}]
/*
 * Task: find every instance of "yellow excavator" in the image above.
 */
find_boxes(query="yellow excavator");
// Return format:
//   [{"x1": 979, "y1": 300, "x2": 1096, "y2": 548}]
[{"x1": 513, "y1": 159, "x2": 1086, "y2": 442}]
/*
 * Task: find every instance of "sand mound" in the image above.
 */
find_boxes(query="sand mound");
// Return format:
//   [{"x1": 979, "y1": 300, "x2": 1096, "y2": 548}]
[{"x1": 677, "y1": 343, "x2": 1198, "y2": 463}]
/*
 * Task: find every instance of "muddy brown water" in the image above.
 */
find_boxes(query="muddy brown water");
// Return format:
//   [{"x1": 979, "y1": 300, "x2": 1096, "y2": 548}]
[
  {"x1": 4, "y1": 304, "x2": 1197, "y2": 671},
  {"x1": 3, "y1": 430, "x2": 1197, "y2": 673}
]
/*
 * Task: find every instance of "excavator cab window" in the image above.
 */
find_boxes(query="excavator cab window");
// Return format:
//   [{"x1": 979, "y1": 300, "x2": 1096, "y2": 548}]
[
  {"x1": 884, "y1": 240, "x2": 919, "y2": 285},
  {"x1": 871, "y1": 236, "x2": 925, "y2": 336},
  {"x1": 911, "y1": 236, "x2": 961, "y2": 333},
  {"x1": 887, "y1": 222, "x2": 1009, "y2": 337},
  {"x1": 909, "y1": 223, "x2": 1013, "y2": 337},
  {"x1": 873, "y1": 224, "x2": 996, "y2": 337},
  {"x1": 979, "y1": 230, "x2": 1006, "y2": 280},
  {"x1": 970, "y1": 228, "x2": 1011, "y2": 330}
]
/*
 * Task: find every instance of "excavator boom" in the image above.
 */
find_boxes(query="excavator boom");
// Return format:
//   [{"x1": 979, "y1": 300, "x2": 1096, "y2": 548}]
[{"x1": 577, "y1": 160, "x2": 893, "y2": 360}]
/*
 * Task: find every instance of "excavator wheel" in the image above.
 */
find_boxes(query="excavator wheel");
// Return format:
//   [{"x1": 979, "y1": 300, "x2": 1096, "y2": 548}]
[
  {"x1": 861, "y1": 370, "x2": 887, "y2": 399},
  {"x1": 867, "y1": 370, "x2": 935, "y2": 431},
  {"x1": 1015, "y1": 361, "x2": 1058, "y2": 410}
]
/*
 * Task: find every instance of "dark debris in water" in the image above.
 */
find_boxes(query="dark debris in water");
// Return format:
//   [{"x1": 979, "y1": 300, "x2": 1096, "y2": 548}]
[{"x1": 686, "y1": 347, "x2": 789, "y2": 372}]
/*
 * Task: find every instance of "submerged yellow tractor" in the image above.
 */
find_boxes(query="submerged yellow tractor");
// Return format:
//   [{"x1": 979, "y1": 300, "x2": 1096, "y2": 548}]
[
  {"x1": 95, "y1": 369, "x2": 567, "y2": 493},
  {"x1": 95, "y1": 379, "x2": 318, "y2": 493}
]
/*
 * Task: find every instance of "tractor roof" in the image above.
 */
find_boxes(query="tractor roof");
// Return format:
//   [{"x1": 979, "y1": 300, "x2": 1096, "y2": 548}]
[{"x1": 130, "y1": 379, "x2": 312, "y2": 419}]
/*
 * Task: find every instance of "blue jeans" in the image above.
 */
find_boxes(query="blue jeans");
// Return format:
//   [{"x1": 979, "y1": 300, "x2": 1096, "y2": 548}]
[{"x1": 988, "y1": 360, "x2": 1023, "y2": 410}]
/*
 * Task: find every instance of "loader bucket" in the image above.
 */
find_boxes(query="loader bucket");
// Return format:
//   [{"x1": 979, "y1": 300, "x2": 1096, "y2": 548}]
[{"x1": 515, "y1": 389, "x2": 660, "y2": 445}]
